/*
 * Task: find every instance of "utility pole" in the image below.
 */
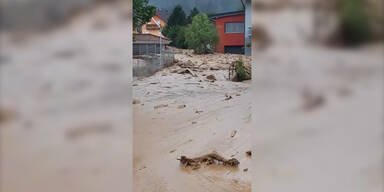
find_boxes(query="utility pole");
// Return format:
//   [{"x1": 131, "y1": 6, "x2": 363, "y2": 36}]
[{"x1": 160, "y1": 36, "x2": 162, "y2": 67}]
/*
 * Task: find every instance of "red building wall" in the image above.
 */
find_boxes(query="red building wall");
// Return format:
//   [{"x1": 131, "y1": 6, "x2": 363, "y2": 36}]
[{"x1": 214, "y1": 14, "x2": 245, "y2": 53}]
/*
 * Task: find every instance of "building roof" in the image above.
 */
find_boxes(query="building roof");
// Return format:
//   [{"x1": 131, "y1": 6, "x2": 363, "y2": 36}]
[
  {"x1": 209, "y1": 10, "x2": 245, "y2": 19},
  {"x1": 133, "y1": 33, "x2": 170, "y2": 44}
]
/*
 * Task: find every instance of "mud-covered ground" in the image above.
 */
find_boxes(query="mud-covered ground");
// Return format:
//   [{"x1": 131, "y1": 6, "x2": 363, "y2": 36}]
[{"x1": 133, "y1": 51, "x2": 252, "y2": 192}]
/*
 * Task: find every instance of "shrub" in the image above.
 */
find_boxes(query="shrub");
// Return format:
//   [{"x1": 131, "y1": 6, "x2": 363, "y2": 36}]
[
  {"x1": 185, "y1": 14, "x2": 219, "y2": 54},
  {"x1": 338, "y1": 0, "x2": 372, "y2": 46},
  {"x1": 235, "y1": 58, "x2": 247, "y2": 82}
]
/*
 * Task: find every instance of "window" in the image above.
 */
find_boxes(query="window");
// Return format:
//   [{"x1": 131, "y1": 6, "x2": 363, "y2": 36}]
[
  {"x1": 225, "y1": 46, "x2": 244, "y2": 54},
  {"x1": 225, "y1": 22, "x2": 244, "y2": 33}
]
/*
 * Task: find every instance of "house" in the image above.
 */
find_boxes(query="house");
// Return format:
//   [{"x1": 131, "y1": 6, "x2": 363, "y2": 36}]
[
  {"x1": 134, "y1": 9, "x2": 170, "y2": 56},
  {"x1": 210, "y1": 10, "x2": 245, "y2": 54},
  {"x1": 141, "y1": 10, "x2": 168, "y2": 38},
  {"x1": 210, "y1": 0, "x2": 251, "y2": 55}
]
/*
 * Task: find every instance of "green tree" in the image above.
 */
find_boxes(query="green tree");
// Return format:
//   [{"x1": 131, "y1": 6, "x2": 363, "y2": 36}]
[
  {"x1": 175, "y1": 26, "x2": 188, "y2": 48},
  {"x1": 133, "y1": 0, "x2": 156, "y2": 30},
  {"x1": 187, "y1": 7, "x2": 200, "y2": 24},
  {"x1": 185, "y1": 14, "x2": 219, "y2": 54},
  {"x1": 163, "y1": 26, "x2": 187, "y2": 48},
  {"x1": 167, "y1": 5, "x2": 187, "y2": 27},
  {"x1": 163, "y1": 5, "x2": 188, "y2": 48}
]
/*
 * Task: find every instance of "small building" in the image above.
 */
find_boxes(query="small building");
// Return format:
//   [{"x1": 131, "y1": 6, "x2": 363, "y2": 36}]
[
  {"x1": 133, "y1": 33, "x2": 170, "y2": 56},
  {"x1": 210, "y1": 0, "x2": 251, "y2": 55}
]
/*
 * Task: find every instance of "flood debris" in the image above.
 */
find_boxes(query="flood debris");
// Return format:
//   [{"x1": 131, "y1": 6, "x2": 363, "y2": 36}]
[
  {"x1": 133, "y1": 99, "x2": 141, "y2": 105},
  {"x1": 184, "y1": 82, "x2": 200, "y2": 85},
  {"x1": 177, "y1": 104, "x2": 186, "y2": 109},
  {"x1": 301, "y1": 88, "x2": 326, "y2": 111},
  {"x1": 230, "y1": 130, "x2": 237, "y2": 138},
  {"x1": 210, "y1": 66, "x2": 220, "y2": 70},
  {"x1": 137, "y1": 166, "x2": 147, "y2": 172},
  {"x1": 178, "y1": 152, "x2": 240, "y2": 170},
  {"x1": 206, "y1": 74, "x2": 216, "y2": 81},
  {"x1": 178, "y1": 68, "x2": 197, "y2": 77},
  {"x1": 169, "y1": 149, "x2": 176, "y2": 153},
  {"x1": 178, "y1": 60, "x2": 194, "y2": 68},
  {"x1": 154, "y1": 104, "x2": 168, "y2": 109},
  {"x1": 225, "y1": 94, "x2": 233, "y2": 101},
  {"x1": 195, "y1": 110, "x2": 203, "y2": 114},
  {"x1": 170, "y1": 50, "x2": 252, "y2": 79}
]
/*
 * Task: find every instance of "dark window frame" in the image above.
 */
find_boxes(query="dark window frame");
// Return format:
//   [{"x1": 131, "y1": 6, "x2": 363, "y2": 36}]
[
  {"x1": 224, "y1": 46, "x2": 244, "y2": 54},
  {"x1": 224, "y1": 22, "x2": 245, "y2": 34}
]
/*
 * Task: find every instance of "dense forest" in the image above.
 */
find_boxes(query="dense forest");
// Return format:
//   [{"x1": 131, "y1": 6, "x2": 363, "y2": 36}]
[{"x1": 149, "y1": 0, "x2": 244, "y2": 14}]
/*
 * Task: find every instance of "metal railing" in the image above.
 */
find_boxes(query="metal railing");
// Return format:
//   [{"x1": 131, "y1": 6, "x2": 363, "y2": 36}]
[{"x1": 133, "y1": 48, "x2": 174, "y2": 77}]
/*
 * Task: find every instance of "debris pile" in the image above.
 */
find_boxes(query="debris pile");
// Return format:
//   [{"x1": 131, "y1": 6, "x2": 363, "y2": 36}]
[
  {"x1": 178, "y1": 152, "x2": 240, "y2": 170},
  {"x1": 166, "y1": 49, "x2": 251, "y2": 81},
  {"x1": 154, "y1": 104, "x2": 168, "y2": 109},
  {"x1": 206, "y1": 74, "x2": 216, "y2": 81}
]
